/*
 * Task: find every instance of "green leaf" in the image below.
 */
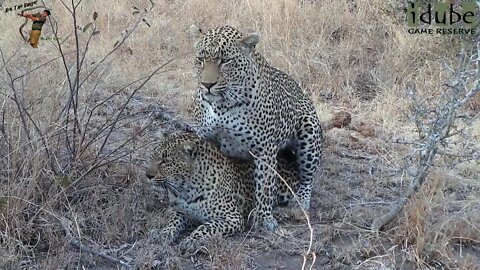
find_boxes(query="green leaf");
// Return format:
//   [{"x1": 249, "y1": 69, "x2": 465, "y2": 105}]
[
  {"x1": 132, "y1": 11, "x2": 139, "y2": 15},
  {"x1": 93, "y1": 11, "x2": 98, "y2": 21},
  {"x1": 83, "y1": 23, "x2": 92, "y2": 32},
  {"x1": 54, "y1": 175, "x2": 70, "y2": 188},
  {"x1": 0, "y1": 196, "x2": 7, "y2": 211}
]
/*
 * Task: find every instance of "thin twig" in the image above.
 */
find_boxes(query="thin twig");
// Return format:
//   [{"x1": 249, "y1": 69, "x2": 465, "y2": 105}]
[
  {"x1": 0, "y1": 48, "x2": 33, "y2": 150},
  {"x1": 248, "y1": 151, "x2": 316, "y2": 270},
  {"x1": 96, "y1": 57, "x2": 179, "y2": 159},
  {"x1": 77, "y1": 5, "x2": 156, "y2": 91},
  {"x1": 4, "y1": 196, "x2": 131, "y2": 268},
  {"x1": 59, "y1": 218, "x2": 131, "y2": 268},
  {"x1": 371, "y1": 45, "x2": 479, "y2": 231}
]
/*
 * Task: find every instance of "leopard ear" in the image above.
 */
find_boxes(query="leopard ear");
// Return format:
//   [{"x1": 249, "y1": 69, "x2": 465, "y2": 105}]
[
  {"x1": 189, "y1": 24, "x2": 203, "y2": 45},
  {"x1": 238, "y1": 32, "x2": 260, "y2": 54}
]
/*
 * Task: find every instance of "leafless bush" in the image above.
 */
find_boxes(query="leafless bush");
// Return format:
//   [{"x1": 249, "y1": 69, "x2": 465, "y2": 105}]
[
  {"x1": 0, "y1": 1, "x2": 179, "y2": 268},
  {"x1": 371, "y1": 42, "x2": 480, "y2": 231}
]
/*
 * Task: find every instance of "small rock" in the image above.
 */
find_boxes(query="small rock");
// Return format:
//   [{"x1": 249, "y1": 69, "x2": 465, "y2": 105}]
[
  {"x1": 350, "y1": 131, "x2": 367, "y2": 143},
  {"x1": 327, "y1": 128, "x2": 351, "y2": 144},
  {"x1": 355, "y1": 122, "x2": 376, "y2": 137},
  {"x1": 328, "y1": 111, "x2": 352, "y2": 129}
]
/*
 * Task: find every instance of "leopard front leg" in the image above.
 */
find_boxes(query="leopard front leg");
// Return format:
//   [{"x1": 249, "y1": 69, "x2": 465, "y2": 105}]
[
  {"x1": 252, "y1": 154, "x2": 279, "y2": 231},
  {"x1": 192, "y1": 89, "x2": 218, "y2": 141},
  {"x1": 179, "y1": 212, "x2": 244, "y2": 253},
  {"x1": 148, "y1": 209, "x2": 192, "y2": 244}
]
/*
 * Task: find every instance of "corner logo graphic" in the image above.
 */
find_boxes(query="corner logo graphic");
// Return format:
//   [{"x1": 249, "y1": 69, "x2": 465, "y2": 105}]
[
  {"x1": 407, "y1": 1, "x2": 478, "y2": 35},
  {"x1": 2, "y1": 1, "x2": 52, "y2": 48}
]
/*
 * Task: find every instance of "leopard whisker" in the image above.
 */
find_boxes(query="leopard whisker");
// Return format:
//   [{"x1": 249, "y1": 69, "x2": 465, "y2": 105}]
[
  {"x1": 223, "y1": 87, "x2": 248, "y2": 105},
  {"x1": 163, "y1": 181, "x2": 183, "y2": 197}
]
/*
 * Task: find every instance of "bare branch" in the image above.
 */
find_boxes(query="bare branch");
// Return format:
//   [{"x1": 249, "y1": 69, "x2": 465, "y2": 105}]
[
  {"x1": 59, "y1": 218, "x2": 132, "y2": 268},
  {"x1": 0, "y1": 48, "x2": 33, "y2": 149},
  {"x1": 4, "y1": 196, "x2": 131, "y2": 268},
  {"x1": 12, "y1": 57, "x2": 61, "y2": 82},
  {"x1": 77, "y1": 5, "x2": 156, "y2": 91},
  {"x1": 96, "y1": 57, "x2": 178, "y2": 158},
  {"x1": 371, "y1": 44, "x2": 480, "y2": 231}
]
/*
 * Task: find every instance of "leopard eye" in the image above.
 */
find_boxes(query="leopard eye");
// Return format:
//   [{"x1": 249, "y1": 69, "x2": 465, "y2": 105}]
[
  {"x1": 156, "y1": 157, "x2": 170, "y2": 165},
  {"x1": 196, "y1": 57, "x2": 205, "y2": 67},
  {"x1": 220, "y1": 58, "x2": 232, "y2": 65}
]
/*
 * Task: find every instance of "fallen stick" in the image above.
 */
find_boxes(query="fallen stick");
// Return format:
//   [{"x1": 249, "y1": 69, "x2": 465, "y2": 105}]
[
  {"x1": 5, "y1": 196, "x2": 133, "y2": 268},
  {"x1": 59, "y1": 218, "x2": 132, "y2": 269},
  {"x1": 370, "y1": 145, "x2": 436, "y2": 231}
]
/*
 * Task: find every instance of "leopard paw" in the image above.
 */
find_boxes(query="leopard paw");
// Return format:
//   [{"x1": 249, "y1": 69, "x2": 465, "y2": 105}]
[
  {"x1": 251, "y1": 211, "x2": 279, "y2": 231},
  {"x1": 147, "y1": 228, "x2": 175, "y2": 244},
  {"x1": 179, "y1": 237, "x2": 206, "y2": 255}
]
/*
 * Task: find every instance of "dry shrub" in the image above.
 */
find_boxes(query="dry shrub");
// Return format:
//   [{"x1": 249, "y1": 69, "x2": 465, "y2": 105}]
[
  {"x1": 393, "y1": 169, "x2": 480, "y2": 269},
  {"x1": 466, "y1": 92, "x2": 480, "y2": 111}
]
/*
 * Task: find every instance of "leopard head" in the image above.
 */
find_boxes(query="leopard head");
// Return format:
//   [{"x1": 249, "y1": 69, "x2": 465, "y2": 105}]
[
  {"x1": 145, "y1": 132, "x2": 200, "y2": 196},
  {"x1": 189, "y1": 25, "x2": 261, "y2": 99}
]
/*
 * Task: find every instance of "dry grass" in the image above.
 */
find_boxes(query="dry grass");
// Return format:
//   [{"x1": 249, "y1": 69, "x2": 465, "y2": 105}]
[{"x1": 0, "y1": 0, "x2": 479, "y2": 269}]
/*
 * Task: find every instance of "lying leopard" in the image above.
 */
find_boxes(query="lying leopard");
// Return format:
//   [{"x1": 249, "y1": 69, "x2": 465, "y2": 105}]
[
  {"x1": 145, "y1": 131, "x2": 298, "y2": 252},
  {"x1": 189, "y1": 25, "x2": 323, "y2": 230}
]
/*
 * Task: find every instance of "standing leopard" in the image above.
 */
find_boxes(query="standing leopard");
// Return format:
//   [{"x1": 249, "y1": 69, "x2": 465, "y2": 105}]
[
  {"x1": 188, "y1": 25, "x2": 323, "y2": 230},
  {"x1": 145, "y1": 132, "x2": 298, "y2": 252}
]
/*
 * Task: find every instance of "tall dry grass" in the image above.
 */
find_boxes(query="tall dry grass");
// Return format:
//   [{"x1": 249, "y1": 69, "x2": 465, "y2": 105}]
[{"x1": 0, "y1": 0, "x2": 478, "y2": 269}]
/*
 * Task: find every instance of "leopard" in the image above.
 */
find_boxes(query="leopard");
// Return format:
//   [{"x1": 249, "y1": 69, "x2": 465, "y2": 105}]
[
  {"x1": 145, "y1": 131, "x2": 298, "y2": 253},
  {"x1": 188, "y1": 25, "x2": 323, "y2": 230}
]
